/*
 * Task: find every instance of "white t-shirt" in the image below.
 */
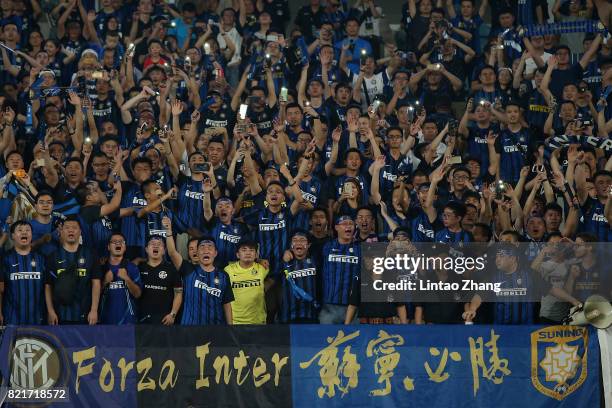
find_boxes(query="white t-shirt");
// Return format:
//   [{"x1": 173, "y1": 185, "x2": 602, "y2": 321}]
[
  {"x1": 357, "y1": 6, "x2": 383, "y2": 37},
  {"x1": 351, "y1": 71, "x2": 387, "y2": 110},
  {"x1": 525, "y1": 52, "x2": 552, "y2": 77},
  {"x1": 217, "y1": 27, "x2": 242, "y2": 67}
]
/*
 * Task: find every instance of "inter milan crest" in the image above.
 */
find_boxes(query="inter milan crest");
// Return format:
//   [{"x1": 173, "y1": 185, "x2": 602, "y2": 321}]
[
  {"x1": 31, "y1": 260, "x2": 36, "y2": 268},
  {"x1": 530, "y1": 326, "x2": 589, "y2": 400},
  {"x1": 214, "y1": 277, "x2": 220, "y2": 285}
]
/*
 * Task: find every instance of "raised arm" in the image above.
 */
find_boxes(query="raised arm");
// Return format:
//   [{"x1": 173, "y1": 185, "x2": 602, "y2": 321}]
[
  {"x1": 579, "y1": 34, "x2": 602, "y2": 70},
  {"x1": 440, "y1": 64, "x2": 463, "y2": 91},
  {"x1": 100, "y1": 180, "x2": 122, "y2": 216},
  {"x1": 162, "y1": 216, "x2": 183, "y2": 269},
  {"x1": 230, "y1": 65, "x2": 250, "y2": 111}
]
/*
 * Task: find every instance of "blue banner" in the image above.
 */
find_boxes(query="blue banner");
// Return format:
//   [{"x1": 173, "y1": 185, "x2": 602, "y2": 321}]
[
  {"x1": 0, "y1": 325, "x2": 602, "y2": 407},
  {"x1": 0, "y1": 325, "x2": 136, "y2": 407},
  {"x1": 291, "y1": 325, "x2": 601, "y2": 408}
]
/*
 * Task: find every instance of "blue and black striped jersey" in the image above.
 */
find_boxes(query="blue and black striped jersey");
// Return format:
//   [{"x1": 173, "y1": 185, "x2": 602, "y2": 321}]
[
  {"x1": 495, "y1": 127, "x2": 530, "y2": 184},
  {"x1": 244, "y1": 206, "x2": 292, "y2": 277},
  {"x1": 99, "y1": 262, "x2": 142, "y2": 325},
  {"x1": 175, "y1": 174, "x2": 208, "y2": 234},
  {"x1": 493, "y1": 266, "x2": 543, "y2": 325},
  {"x1": 120, "y1": 182, "x2": 147, "y2": 248},
  {"x1": 208, "y1": 219, "x2": 247, "y2": 268},
  {"x1": 279, "y1": 257, "x2": 318, "y2": 322},
  {"x1": 321, "y1": 239, "x2": 361, "y2": 305},
  {"x1": 0, "y1": 250, "x2": 47, "y2": 325},
  {"x1": 291, "y1": 177, "x2": 322, "y2": 232},
  {"x1": 79, "y1": 205, "x2": 120, "y2": 257},
  {"x1": 179, "y1": 261, "x2": 234, "y2": 325}
]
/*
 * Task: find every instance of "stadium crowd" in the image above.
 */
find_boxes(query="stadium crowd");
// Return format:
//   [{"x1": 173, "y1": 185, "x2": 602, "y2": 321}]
[{"x1": 0, "y1": 0, "x2": 610, "y2": 327}]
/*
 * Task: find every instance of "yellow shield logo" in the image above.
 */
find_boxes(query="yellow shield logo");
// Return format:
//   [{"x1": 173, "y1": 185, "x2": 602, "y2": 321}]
[{"x1": 531, "y1": 326, "x2": 589, "y2": 400}]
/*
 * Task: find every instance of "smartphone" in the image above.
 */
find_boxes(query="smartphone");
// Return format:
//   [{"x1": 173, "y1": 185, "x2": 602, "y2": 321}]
[
  {"x1": 343, "y1": 183, "x2": 354, "y2": 196},
  {"x1": 239, "y1": 104, "x2": 248, "y2": 120},
  {"x1": 84, "y1": 136, "x2": 92, "y2": 144},
  {"x1": 532, "y1": 164, "x2": 544, "y2": 173},
  {"x1": 448, "y1": 156, "x2": 462, "y2": 165},
  {"x1": 266, "y1": 34, "x2": 279, "y2": 42},
  {"x1": 407, "y1": 105, "x2": 414, "y2": 122},
  {"x1": 194, "y1": 163, "x2": 211, "y2": 173},
  {"x1": 360, "y1": 49, "x2": 367, "y2": 66},
  {"x1": 92, "y1": 71, "x2": 104, "y2": 79},
  {"x1": 280, "y1": 87, "x2": 288, "y2": 103},
  {"x1": 246, "y1": 96, "x2": 261, "y2": 104},
  {"x1": 371, "y1": 100, "x2": 381, "y2": 111},
  {"x1": 113, "y1": 173, "x2": 121, "y2": 182},
  {"x1": 127, "y1": 43, "x2": 135, "y2": 58},
  {"x1": 36, "y1": 159, "x2": 45, "y2": 167},
  {"x1": 204, "y1": 43, "x2": 211, "y2": 55}
]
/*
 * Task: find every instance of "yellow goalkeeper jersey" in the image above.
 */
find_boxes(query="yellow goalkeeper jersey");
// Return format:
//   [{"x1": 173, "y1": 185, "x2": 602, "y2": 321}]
[{"x1": 224, "y1": 262, "x2": 268, "y2": 324}]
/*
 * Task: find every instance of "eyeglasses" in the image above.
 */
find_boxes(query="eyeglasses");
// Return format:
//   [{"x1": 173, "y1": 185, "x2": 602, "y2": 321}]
[
  {"x1": 110, "y1": 240, "x2": 125, "y2": 245},
  {"x1": 453, "y1": 175, "x2": 469, "y2": 181}
]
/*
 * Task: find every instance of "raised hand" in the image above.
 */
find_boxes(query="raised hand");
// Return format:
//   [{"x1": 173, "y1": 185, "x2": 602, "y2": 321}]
[
  {"x1": 3, "y1": 107, "x2": 15, "y2": 125},
  {"x1": 331, "y1": 126, "x2": 342, "y2": 143},
  {"x1": 486, "y1": 131, "x2": 497, "y2": 146},
  {"x1": 67, "y1": 91, "x2": 81, "y2": 106},
  {"x1": 372, "y1": 154, "x2": 385, "y2": 170},
  {"x1": 171, "y1": 99, "x2": 183, "y2": 116}
]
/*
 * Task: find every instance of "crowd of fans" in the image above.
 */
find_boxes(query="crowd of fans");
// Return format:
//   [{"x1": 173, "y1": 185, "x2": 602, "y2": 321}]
[{"x1": 0, "y1": 0, "x2": 610, "y2": 327}]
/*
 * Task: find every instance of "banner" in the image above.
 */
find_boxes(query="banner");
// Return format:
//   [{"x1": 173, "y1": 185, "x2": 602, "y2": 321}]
[
  {"x1": 601, "y1": 328, "x2": 612, "y2": 408},
  {"x1": 292, "y1": 325, "x2": 603, "y2": 408},
  {"x1": 134, "y1": 326, "x2": 291, "y2": 408},
  {"x1": 0, "y1": 325, "x2": 603, "y2": 408}
]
